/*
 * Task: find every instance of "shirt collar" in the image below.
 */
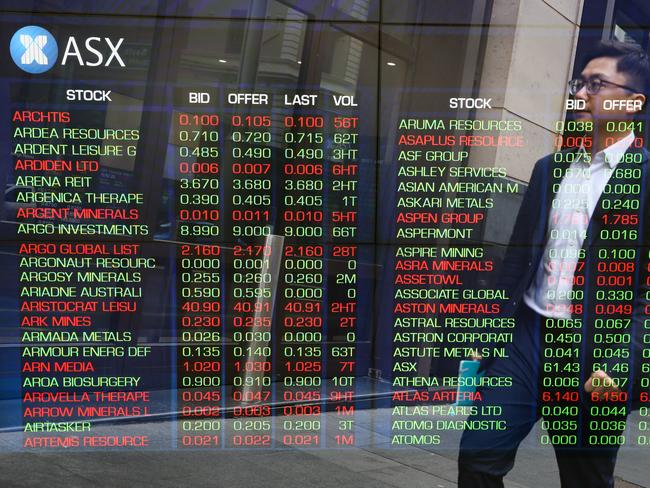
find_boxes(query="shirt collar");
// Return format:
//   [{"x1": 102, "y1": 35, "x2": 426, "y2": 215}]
[{"x1": 577, "y1": 131, "x2": 635, "y2": 169}]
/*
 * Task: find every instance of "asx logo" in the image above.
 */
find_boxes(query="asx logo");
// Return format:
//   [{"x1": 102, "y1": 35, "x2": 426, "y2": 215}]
[
  {"x1": 10, "y1": 25, "x2": 125, "y2": 74},
  {"x1": 10, "y1": 25, "x2": 58, "y2": 73}
]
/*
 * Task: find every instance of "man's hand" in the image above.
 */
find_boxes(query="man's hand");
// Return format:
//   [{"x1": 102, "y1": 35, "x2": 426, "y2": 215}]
[{"x1": 584, "y1": 369, "x2": 619, "y2": 396}]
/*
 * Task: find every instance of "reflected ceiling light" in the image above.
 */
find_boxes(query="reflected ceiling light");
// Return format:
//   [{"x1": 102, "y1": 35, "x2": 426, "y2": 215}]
[
  {"x1": 386, "y1": 61, "x2": 396, "y2": 66},
  {"x1": 297, "y1": 61, "x2": 302, "y2": 64},
  {"x1": 218, "y1": 59, "x2": 227, "y2": 63}
]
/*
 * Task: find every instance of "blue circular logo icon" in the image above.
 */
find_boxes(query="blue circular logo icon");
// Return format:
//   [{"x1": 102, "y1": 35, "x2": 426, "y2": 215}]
[{"x1": 10, "y1": 26, "x2": 57, "y2": 74}]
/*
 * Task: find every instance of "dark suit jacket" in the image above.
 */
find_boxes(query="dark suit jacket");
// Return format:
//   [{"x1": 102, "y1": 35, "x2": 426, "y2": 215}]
[{"x1": 497, "y1": 143, "x2": 650, "y2": 401}]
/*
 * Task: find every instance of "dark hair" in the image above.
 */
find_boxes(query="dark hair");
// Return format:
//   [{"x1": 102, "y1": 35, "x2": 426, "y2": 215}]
[{"x1": 582, "y1": 40, "x2": 650, "y2": 94}]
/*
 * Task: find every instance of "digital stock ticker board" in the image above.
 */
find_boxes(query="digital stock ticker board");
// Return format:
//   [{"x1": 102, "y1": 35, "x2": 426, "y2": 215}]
[{"x1": 2, "y1": 0, "x2": 650, "y2": 462}]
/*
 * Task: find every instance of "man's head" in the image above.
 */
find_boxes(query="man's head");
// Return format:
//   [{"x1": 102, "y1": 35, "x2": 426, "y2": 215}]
[{"x1": 571, "y1": 41, "x2": 650, "y2": 125}]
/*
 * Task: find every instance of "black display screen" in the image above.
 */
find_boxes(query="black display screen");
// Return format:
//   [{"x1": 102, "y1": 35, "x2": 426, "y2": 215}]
[{"x1": 1, "y1": 3, "x2": 650, "y2": 487}]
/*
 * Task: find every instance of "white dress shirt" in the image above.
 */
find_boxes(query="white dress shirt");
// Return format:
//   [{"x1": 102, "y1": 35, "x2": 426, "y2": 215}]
[{"x1": 523, "y1": 131, "x2": 636, "y2": 319}]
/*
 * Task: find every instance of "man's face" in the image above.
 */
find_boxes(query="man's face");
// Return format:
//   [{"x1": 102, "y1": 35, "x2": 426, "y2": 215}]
[{"x1": 573, "y1": 56, "x2": 644, "y2": 126}]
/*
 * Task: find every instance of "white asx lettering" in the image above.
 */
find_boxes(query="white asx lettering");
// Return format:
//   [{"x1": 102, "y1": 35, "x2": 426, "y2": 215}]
[{"x1": 61, "y1": 37, "x2": 125, "y2": 67}]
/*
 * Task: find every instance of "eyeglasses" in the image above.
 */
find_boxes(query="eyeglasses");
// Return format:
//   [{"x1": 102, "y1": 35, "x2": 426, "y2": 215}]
[{"x1": 568, "y1": 77, "x2": 640, "y2": 96}]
